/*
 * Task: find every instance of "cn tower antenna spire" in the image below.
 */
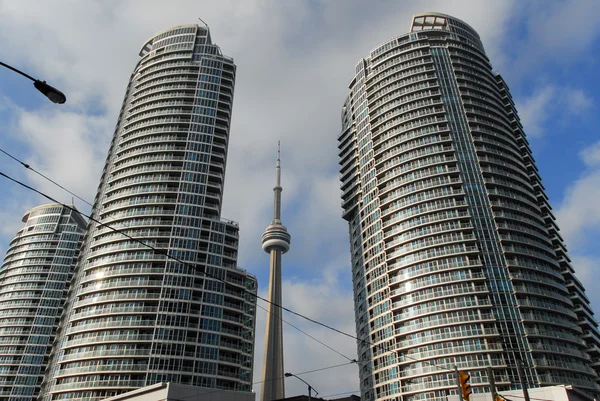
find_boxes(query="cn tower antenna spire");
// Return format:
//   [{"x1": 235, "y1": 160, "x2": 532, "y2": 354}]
[
  {"x1": 273, "y1": 141, "x2": 282, "y2": 223},
  {"x1": 261, "y1": 141, "x2": 291, "y2": 401}
]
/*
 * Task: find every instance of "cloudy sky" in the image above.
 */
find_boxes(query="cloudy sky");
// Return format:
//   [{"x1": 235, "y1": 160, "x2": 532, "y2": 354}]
[{"x1": 1, "y1": 0, "x2": 599, "y2": 398}]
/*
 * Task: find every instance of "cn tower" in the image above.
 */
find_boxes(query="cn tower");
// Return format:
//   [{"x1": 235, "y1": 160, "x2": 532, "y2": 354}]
[{"x1": 260, "y1": 142, "x2": 291, "y2": 401}]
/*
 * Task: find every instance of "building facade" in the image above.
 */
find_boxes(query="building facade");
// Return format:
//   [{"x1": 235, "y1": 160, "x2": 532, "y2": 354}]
[
  {"x1": 40, "y1": 24, "x2": 257, "y2": 401},
  {"x1": 338, "y1": 13, "x2": 600, "y2": 401},
  {"x1": 0, "y1": 204, "x2": 86, "y2": 401}
]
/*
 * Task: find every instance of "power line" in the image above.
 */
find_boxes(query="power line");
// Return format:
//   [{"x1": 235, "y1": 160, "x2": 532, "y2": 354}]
[
  {"x1": 0, "y1": 170, "x2": 456, "y2": 374},
  {"x1": 0, "y1": 170, "x2": 364, "y2": 348},
  {"x1": 319, "y1": 390, "x2": 361, "y2": 398},
  {"x1": 163, "y1": 361, "x2": 358, "y2": 401},
  {"x1": 256, "y1": 301, "x2": 357, "y2": 362},
  {"x1": 0, "y1": 147, "x2": 353, "y2": 364},
  {"x1": 253, "y1": 362, "x2": 357, "y2": 386},
  {"x1": 0, "y1": 147, "x2": 360, "y2": 365},
  {"x1": 0, "y1": 147, "x2": 93, "y2": 207},
  {"x1": 0, "y1": 154, "x2": 363, "y2": 365}
]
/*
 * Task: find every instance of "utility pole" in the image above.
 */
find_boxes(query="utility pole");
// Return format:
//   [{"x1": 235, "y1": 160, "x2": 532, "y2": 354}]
[
  {"x1": 515, "y1": 358, "x2": 531, "y2": 401},
  {"x1": 487, "y1": 366, "x2": 497, "y2": 401}
]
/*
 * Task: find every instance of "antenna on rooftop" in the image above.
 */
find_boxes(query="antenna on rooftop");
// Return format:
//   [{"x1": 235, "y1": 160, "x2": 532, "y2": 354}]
[{"x1": 197, "y1": 17, "x2": 209, "y2": 28}]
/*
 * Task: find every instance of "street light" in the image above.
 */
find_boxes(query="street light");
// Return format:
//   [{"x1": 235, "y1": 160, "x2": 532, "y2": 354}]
[
  {"x1": 0, "y1": 61, "x2": 66, "y2": 104},
  {"x1": 284, "y1": 373, "x2": 319, "y2": 401}
]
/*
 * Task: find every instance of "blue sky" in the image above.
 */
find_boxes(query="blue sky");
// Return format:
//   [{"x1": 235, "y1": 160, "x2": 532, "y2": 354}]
[{"x1": 1, "y1": 0, "x2": 599, "y2": 398}]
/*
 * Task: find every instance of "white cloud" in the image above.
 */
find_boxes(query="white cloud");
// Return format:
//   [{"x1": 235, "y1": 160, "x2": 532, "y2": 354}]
[
  {"x1": 516, "y1": 86, "x2": 594, "y2": 137},
  {"x1": 556, "y1": 161, "x2": 600, "y2": 249},
  {"x1": 581, "y1": 142, "x2": 600, "y2": 167},
  {"x1": 565, "y1": 88, "x2": 594, "y2": 115},
  {"x1": 516, "y1": 85, "x2": 556, "y2": 138},
  {"x1": 12, "y1": 109, "x2": 111, "y2": 209},
  {"x1": 556, "y1": 142, "x2": 600, "y2": 312},
  {"x1": 505, "y1": 0, "x2": 600, "y2": 78}
]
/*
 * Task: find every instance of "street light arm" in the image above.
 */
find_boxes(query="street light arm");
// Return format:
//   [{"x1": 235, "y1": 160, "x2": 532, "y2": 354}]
[
  {"x1": 0, "y1": 61, "x2": 66, "y2": 104},
  {"x1": 0, "y1": 61, "x2": 36, "y2": 82},
  {"x1": 284, "y1": 373, "x2": 319, "y2": 397}
]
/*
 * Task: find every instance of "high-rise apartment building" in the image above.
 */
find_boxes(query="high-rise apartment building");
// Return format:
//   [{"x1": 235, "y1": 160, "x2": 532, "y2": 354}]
[
  {"x1": 0, "y1": 204, "x2": 86, "y2": 401},
  {"x1": 40, "y1": 24, "x2": 257, "y2": 401},
  {"x1": 338, "y1": 13, "x2": 600, "y2": 401}
]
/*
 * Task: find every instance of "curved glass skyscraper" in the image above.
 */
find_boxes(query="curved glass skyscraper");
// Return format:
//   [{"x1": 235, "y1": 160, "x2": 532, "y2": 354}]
[
  {"x1": 40, "y1": 24, "x2": 257, "y2": 401},
  {"x1": 338, "y1": 13, "x2": 600, "y2": 401},
  {"x1": 0, "y1": 204, "x2": 86, "y2": 401}
]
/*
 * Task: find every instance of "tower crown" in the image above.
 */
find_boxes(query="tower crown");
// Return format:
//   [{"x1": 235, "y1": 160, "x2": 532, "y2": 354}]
[{"x1": 261, "y1": 141, "x2": 291, "y2": 254}]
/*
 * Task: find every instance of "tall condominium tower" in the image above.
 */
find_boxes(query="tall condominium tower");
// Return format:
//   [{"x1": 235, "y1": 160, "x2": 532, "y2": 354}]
[
  {"x1": 40, "y1": 24, "x2": 257, "y2": 401},
  {"x1": 0, "y1": 204, "x2": 86, "y2": 401},
  {"x1": 260, "y1": 144, "x2": 291, "y2": 401},
  {"x1": 338, "y1": 13, "x2": 600, "y2": 401}
]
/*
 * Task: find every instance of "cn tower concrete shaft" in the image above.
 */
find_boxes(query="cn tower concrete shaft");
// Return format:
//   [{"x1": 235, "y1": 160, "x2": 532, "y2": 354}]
[{"x1": 260, "y1": 142, "x2": 291, "y2": 401}]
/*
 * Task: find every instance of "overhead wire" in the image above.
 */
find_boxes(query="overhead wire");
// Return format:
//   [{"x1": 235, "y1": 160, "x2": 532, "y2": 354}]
[
  {"x1": 255, "y1": 301, "x2": 357, "y2": 363},
  {"x1": 3, "y1": 135, "x2": 595, "y2": 395},
  {"x1": 8, "y1": 148, "x2": 580, "y2": 376},
  {"x1": 0, "y1": 170, "x2": 369, "y2": 353},
  {"x1": 319, "y1": 390, "x2": 361, "y2": 398},
  {"x1": 0, "y1": 153, "x2": 362, "y2": 367},
  {"x1": 0, "y1": 147, "x2": 94, "y2": 207},
  {"x1": 161, "y1": 361, "x2": 358, "y2": 401},
  {"x1": 0, "y1": 170, "x2": 462, "y2": 374}
]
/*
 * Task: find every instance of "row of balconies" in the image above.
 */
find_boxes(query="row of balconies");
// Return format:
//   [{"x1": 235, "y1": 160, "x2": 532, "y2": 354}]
[
  {"x1": 132, "y1": 83, "x2": 196, "y2": 103},
  {"x1": 369, "y1": 80, "x2": 440, "y2": 120},
  {"x1": 380, "y1": 145, "x2": 454, "y2": 184},
  {"x1": 118, "y1": 133, "x2": 187, "y2": 154},
  {"x1": 383, "y1": 187, "x2": 465, "y2": 218},
  {"x1": 398, "y1": 341, "x2": 503, "y2": 364},
  {"x1": 73, "y1": 292, "x2": 161, "y2": 308},
  {"x1": 396, "y1": 326, "x2": 499, "y2": 350},
  {"x1": 517, "y1": 298, "x2": 577, "y2": 319},
  {"x1": 389, "y1": 258, "x2": 481, "y2": 286},
  {"x1": 396, "y1": 311, "x2": 495, "y2": 335},
  {"x1": 113, "y1": 144, "x2": 188, "y2": 165},
  {"x1": 369, "y1": 40, "x2": 431, "y2": 73},
  {"x1": 378, "y1": 156, "x2": 457, "y2": 191},
  {"x1": 377, "y1": 134, "x2": 451, "y2": 171},
  {"x1": 367, "y1": 49, "x2": 432, "y2": 92},
  {"x1": 386, "y1": 218, "x2": 472, "y2": 246},
  {"x1": 134, "y1": 74, "x2": 198, "y2": 93},
  {"x1": 390, "y1": 231, "x2": 475, "y2": 257},
  {"x1": 506, "y1": 257, "x2": 563, "y2": 280},
  {"x1": 100, "y1": 196, "x2": 178, "y2": 217},
  {"x1": 380, "y1": 176, "x2": 461, "y2": 208},
  {"x1": 122, "y1": 108, "x2": 192, "y2": 132},
  {"x1": 372, "y1": 103, "x2": 443, "y2": 133},
  {"x1": 391, "y1": 271, "x2": 485, "y2": 299},
  {"x1": 393, "y1": 283, "x2": 488, "y2": 308},
  {"x1": 129, "y1": 91, "x2": 196, "y2": 110},
  {"x1": 513, "y1": 283, "x2": 571, "y2": 305},
  {"x1": 502, "y1": 244, "x2": 560, "y2": 270},
  {"x1": 110, "y1": 153, "x2": 185, "y2": 174},
  {"x1": 126, "y1": 100, "x2": 195, "y2": 121},
  {"x1": 384, "y1": 199, "x2": 468, "y2": 228}
]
